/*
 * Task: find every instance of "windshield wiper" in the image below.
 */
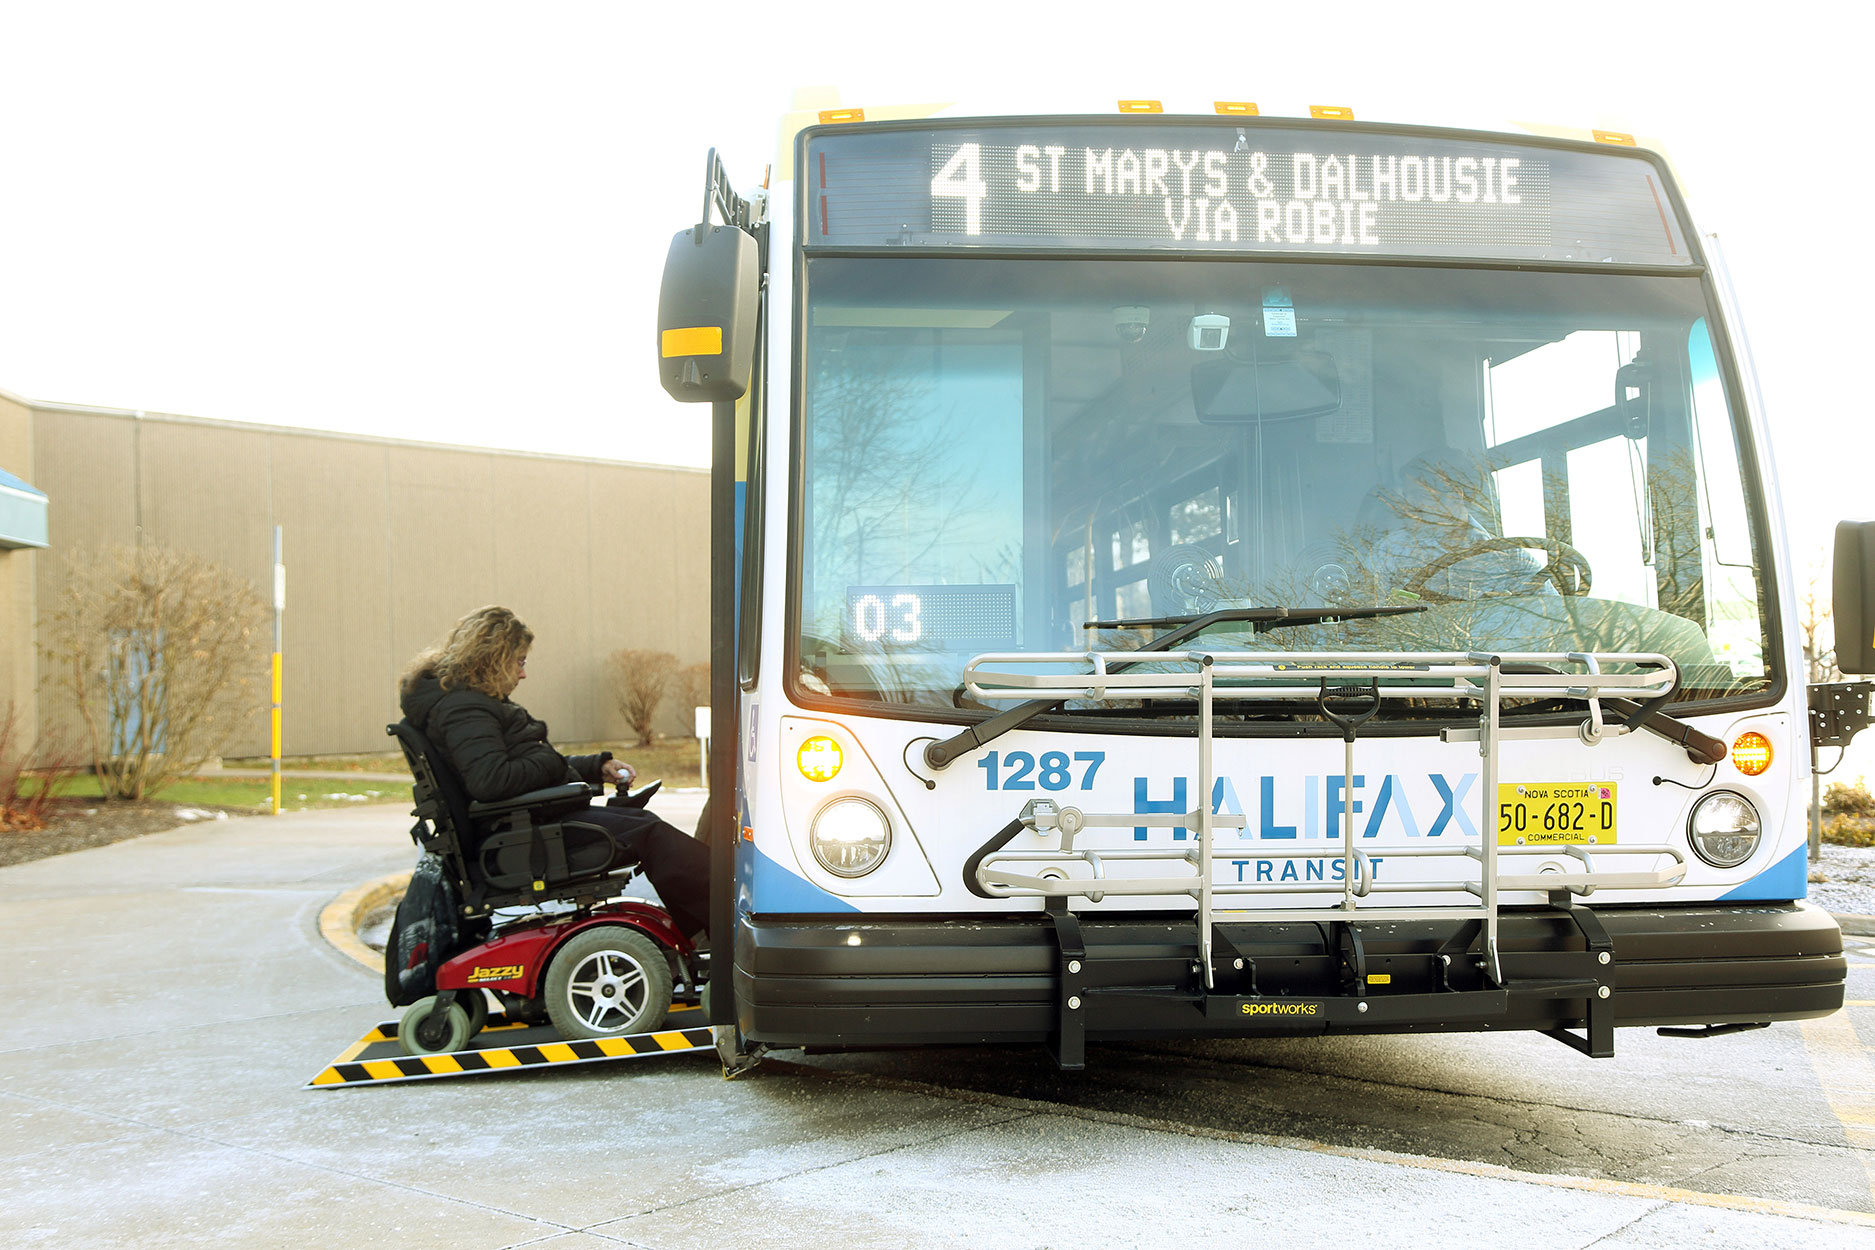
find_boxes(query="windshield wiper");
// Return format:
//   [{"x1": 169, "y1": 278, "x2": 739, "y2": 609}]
[
  {"x1": 1497, "y1": 662, "x2": 1725, "y2": 764},
  {"x1": 1083, "y1": 604, "x2": 1427, "y2": 633},
  {"x1": 922, "y1": 604, "x2": 1426, "y2": 770}
]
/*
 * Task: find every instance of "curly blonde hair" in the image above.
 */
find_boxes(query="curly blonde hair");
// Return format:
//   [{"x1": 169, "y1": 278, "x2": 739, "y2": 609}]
[{"x1": 400, "y1": 605, "x2": 534, "y2": 699}]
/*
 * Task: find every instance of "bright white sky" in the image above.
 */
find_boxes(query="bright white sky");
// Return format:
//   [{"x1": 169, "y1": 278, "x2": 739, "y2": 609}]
[{"x1": 0, "y1": 5, "x2": 1867, "y2": 618}]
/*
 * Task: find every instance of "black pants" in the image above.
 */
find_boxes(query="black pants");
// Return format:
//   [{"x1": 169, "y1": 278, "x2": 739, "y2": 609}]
[{"x1": 576, "y1": 805, "x2": 712, "y2": 938}]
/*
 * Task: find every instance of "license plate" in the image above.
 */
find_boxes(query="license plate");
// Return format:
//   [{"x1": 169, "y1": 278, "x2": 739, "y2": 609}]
[{"x1": 1496, "y1": 782, "x2": 1617, "y2": 846}]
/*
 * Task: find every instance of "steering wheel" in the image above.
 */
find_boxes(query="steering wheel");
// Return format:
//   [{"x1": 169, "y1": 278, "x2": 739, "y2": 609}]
[{"x1": 1402, "y1": 536, "x2": 1592, "y2": 603}]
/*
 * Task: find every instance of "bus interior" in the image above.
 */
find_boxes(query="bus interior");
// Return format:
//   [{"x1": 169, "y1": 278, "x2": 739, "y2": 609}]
[{"x1": 799, "y1": 257, "x2": 1772, "y2": 716}]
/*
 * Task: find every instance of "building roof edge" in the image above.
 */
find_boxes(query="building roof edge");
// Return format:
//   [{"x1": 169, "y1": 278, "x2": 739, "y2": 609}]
[{"x1": 7, "y1": 389, "x2": 707, "y2": 475}]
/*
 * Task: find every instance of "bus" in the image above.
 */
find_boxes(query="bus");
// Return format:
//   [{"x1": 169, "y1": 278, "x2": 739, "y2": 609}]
[{"x1": 658, "y1": 101, "x2": 1854, "y2": 1072}]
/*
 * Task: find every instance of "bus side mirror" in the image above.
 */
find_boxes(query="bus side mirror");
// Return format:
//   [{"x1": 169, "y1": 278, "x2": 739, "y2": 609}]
[
  {"x1": 657, "y1": 224, "x2": 758, "y2": 403},
  {"x1": 1833, "y1": 519, "x2": 1875, "y2": 674}
]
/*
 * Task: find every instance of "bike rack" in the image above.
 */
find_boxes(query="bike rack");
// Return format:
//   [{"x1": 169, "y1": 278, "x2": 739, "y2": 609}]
[{"x1": 962, "y1": 649, "x2": 1685, "y2": 1066}]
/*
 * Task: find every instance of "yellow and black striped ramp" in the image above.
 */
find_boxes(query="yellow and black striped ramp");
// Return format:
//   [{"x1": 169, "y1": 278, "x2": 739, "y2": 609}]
[{"x1": 307, "y1": 1010, "x2": 712, "y2": 1088}]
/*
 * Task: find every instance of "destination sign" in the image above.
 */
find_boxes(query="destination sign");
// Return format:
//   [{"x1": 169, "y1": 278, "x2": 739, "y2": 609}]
[{"x1": 804, "y1": 123, "x2": 1692, "y2": 266}]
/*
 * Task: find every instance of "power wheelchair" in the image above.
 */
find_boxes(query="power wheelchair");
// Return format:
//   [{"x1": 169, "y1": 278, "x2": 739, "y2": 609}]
[{"x1": 384, "y1": 719, "x2": 704, "y2": 1056}]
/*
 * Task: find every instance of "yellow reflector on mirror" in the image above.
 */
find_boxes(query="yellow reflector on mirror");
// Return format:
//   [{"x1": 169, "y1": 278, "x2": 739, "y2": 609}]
[
  {"x1": 1214, "y1": 101, "x2": 1259, "y2": 115},
  {"x1": 1594, "y1": 130, "x2": 1637, "y2": 146},
  {"x1": 1730, "y1": 731, "x2": 1773, "y2": 776},
  {"x1": 1118, "y1": 100, "x2": 1163, "y2": 113},
  {"x1": 797, "y1": 736, "x2": 843, "y2": 782},
  {"x1": 660, "y1": 326, "x2": 723, "y2": 358},
  {"x1": 1310, "y1": 105, "x2": 1355, "y2": 119}
]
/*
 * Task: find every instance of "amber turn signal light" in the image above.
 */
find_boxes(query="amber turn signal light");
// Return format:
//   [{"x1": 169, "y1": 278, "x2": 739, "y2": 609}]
[
  {"x1": 1730, "y1": 731, "x2": 1772, "y2": 776},
  {"x1": 797, "y1": 735, "x2": 843, "y2": 782}
]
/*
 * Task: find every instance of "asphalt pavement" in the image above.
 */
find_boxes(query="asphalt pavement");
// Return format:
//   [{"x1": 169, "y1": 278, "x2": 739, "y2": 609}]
[{"x1": 3, "y1": 805, "x2": 1872, "y2": 1249}]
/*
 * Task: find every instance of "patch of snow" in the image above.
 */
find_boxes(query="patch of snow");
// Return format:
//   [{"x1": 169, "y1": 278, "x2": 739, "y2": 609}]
[
  {"x1": 1809, "y1": 843, "x2": 1875, "y2": 917},
  {"x1": 357, "y1": 915, "x2": 392, "y2": 952}
]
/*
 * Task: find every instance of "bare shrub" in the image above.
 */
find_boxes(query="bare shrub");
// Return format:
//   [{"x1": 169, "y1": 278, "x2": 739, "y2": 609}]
[
  {"x1": 0, "y1": 702, "x2": 83, "y2": 832},
  {"x1": 42, "y1": 544, "x2": 268, "y2": 800},
  {"x1": 1821, "y1": 780, "x2": 1875, "y2": 846},
  {"x1": 607, "y1": 649, "x2": 679, "y2": 746},
  {"x1": 1823, "y1": 814, "x2": 1875, "y2": 847},
  {"x1": 675, "y1": 663, "x2": 712, "y2": 734},
  {"x1": 1824, "y1": 780, "x2": 1875, "y2": 817}
]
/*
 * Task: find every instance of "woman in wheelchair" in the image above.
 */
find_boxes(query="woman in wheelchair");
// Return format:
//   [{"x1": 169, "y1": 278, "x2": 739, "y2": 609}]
[{"x1": 398, "y1": 605, "x2": 710, "y2": 939}]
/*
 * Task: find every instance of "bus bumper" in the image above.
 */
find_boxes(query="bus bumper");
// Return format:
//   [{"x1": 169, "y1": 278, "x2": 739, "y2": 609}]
[{"x1": 732, "y1": 902, "x2": 1845, "y2": 1054}]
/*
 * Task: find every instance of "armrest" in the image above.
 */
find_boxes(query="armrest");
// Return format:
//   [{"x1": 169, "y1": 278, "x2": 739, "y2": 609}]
[{"x1": 468, "y1": 782, "x2": 595, "y2": 819}]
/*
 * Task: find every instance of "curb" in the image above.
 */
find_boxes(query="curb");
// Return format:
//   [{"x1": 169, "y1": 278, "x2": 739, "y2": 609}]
[
  {"x1": 318, "y1": 872, "x2": 409, "y2": 972},
  {"x1": 1835, "y1": 913, "x2": 1875, "y2": 938}
]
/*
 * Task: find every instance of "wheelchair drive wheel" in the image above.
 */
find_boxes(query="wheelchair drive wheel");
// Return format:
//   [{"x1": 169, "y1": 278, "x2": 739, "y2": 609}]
[
  {"x1": 399, "y1": 996, "x2": 474, "y2": 1056},
  {"x1": 545, "y1": 926, "x2": 674, "y2": 1040}
]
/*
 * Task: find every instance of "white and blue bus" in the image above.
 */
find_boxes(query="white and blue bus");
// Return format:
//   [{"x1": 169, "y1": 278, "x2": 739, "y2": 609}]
[{"x1": 659, "y1": 102, "x2": 1854, "y2": 1071}]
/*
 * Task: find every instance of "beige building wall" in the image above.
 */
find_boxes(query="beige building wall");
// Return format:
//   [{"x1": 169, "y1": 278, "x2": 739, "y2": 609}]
[
  {"x1": 0, "y1": 391, "x2": 38, "y2": 751},
  {"x1": 27, "y1": 401, "x2": 708, "y2": 757}
]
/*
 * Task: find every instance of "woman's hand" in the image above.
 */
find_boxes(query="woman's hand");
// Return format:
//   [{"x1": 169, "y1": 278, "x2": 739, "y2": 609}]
[{"x1": 601, "y1": 758, "x2": 637, "y2": 788}]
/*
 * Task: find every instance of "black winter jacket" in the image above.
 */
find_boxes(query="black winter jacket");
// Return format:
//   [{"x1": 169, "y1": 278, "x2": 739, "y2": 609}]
[{"x1": 400, "y1": 671, "x2": 609, "y2": 803}]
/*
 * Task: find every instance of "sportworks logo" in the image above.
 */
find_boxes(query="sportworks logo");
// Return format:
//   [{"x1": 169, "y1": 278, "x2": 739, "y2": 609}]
[{"x1": 1241, "y1": 1001, "x2": 1321, "y2": 1016}]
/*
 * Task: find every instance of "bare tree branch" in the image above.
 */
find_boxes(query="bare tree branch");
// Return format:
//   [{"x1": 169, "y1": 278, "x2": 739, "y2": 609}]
[
  {"x1": 40, "y1": 545, "x2": 267, "y2": 800},
  {"x1": 607, "y1": 649, "x2": 680, "y2": 746}
]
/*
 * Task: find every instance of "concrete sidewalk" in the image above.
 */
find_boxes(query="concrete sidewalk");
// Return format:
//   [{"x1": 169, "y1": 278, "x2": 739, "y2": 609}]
[{"x1": 2, "y1": 808, "x2": 1870, "y2": 1249}]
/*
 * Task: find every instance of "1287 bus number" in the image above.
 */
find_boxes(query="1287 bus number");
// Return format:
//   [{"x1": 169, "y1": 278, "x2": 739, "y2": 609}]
[{"x1": 979, "y1": 750, "x2": 1105, "y2": 791}]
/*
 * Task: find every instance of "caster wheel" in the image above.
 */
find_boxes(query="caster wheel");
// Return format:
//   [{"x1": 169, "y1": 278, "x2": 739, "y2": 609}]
[{"x1": 399, "y1": 996, "x2": 472, "y2": 1055}]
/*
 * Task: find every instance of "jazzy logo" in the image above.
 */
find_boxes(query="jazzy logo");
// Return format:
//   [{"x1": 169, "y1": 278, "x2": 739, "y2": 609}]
[{"x1": 466, "y1": 964, "x2": 524, "y2": 984}]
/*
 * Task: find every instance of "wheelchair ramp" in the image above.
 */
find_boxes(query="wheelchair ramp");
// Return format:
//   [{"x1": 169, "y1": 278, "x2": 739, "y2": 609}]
[{"x1": 307, "y1": 1005, "x2": 711, "y2": 1088}]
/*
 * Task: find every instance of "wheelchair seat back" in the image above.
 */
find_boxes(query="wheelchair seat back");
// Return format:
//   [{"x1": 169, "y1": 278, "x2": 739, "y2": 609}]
[{"x1": 386, "y1": 720, "x2": 628, "y2": 915}]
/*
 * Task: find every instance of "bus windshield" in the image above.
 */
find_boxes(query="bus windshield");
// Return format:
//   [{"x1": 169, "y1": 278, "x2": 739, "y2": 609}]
[{"x1": 794, "y1": 257, "x2": 1772, "y2": 720}]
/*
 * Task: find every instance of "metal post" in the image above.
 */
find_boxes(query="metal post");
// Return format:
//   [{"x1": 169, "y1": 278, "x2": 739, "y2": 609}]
[
  {"x1": 1342, "y1": 727, "x2": 1357, "y2": 911},
  {"x1": 1480, "y1": 655, "x2": 1502, "y2": 985},
  {"x1": 270, "y1": 525, "x2": 284, "y2": 816},
  {"x1": 1196, "y1": 657, "x2": 1214, "y2": 987},
  {"x1": 706, "y1": 392, "x2": 737, "y2": 1023},
  {"x1": 1810, "y1": 747, "x2": 1823, "y2": 863}
]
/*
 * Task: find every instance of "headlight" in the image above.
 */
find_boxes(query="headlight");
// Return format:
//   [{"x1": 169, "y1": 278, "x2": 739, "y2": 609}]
[
  {"x1": 810, "y1": 797, "x2": 891, "y2": 878},
  {"x1": 1687, "y1": 791, "x2": 1761, "y2": 868}
]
